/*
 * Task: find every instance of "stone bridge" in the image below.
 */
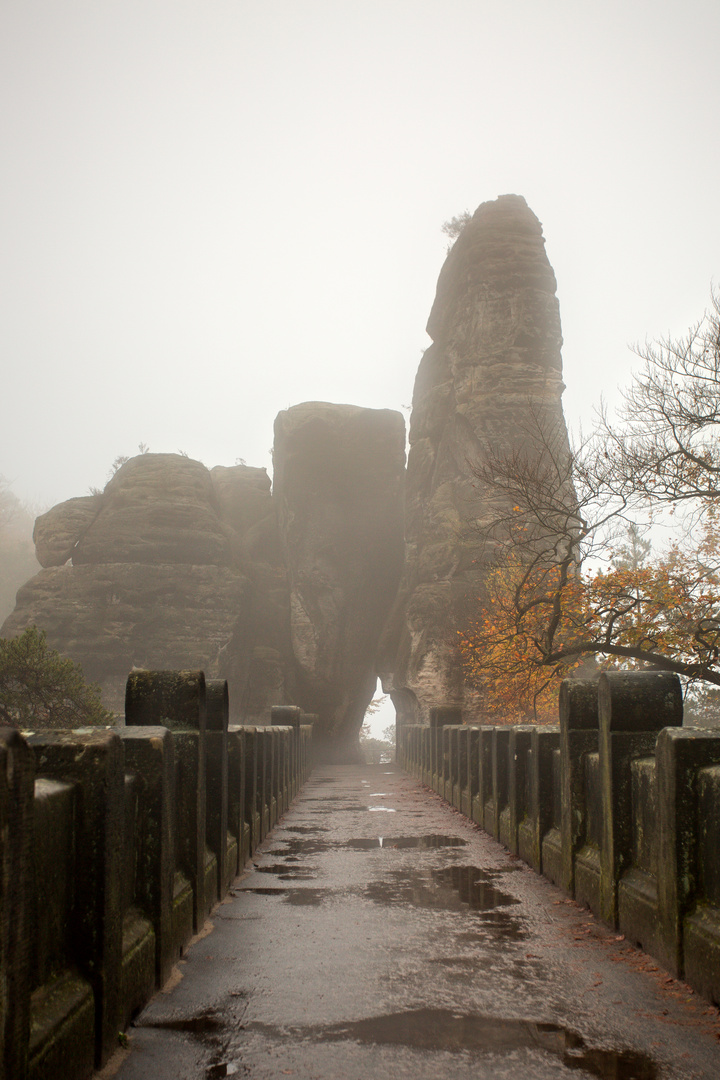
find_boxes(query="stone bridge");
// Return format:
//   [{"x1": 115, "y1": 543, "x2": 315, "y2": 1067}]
[{"x1": 3, "y1": 667, "x2": 720, "y2": 1079}]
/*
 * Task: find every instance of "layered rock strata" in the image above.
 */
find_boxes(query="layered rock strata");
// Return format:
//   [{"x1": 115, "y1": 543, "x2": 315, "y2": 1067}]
[
  {"x1": 380, "y1": 194, "x2": 571, "y2": 722},
  {"x1": 2, "y1": 454, "x2": 290, "y2": 717}
]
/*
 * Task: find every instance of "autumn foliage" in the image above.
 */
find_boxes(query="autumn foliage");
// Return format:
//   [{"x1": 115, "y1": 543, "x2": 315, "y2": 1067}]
[{"x1": 458, "y1": 292, "x2": 720, "y2": 721}]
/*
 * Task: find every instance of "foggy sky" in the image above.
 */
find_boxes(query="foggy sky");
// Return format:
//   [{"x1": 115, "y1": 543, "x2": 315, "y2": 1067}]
[{"x1": 1, "y1": 0, "x2": 719, "y2": 509}]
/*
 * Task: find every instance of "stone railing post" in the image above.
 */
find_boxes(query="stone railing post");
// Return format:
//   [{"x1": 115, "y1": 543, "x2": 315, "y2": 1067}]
[
  {"x1": 504, "y1": 725, "x2": 534, "y2": 855},
  {"x1": 227, "y1": 724, "x2": 248, "y2": 869},
  {"x1": 429, "y1": 706, "x2": 460, "y2": 795},
  {"x1": 0, "y1": 728, "x2": 34, "y2": 1080},
  {"x1": 598, "y1": 671, "x2": 683, "y2": 926},
  {"x1": 206, "y1": 680, "x2": 232, "y2": 900},
  {"x1": 118, "y1": 726, "x2": 176, "y2": 987},
  {"x1": 26, "y1": 730, "x2": 125, "y2": 1068},
  {"x1": 272, "y1": 706, "x2": 302, "y2": 808},
  {"x1": 488, "y1": 727, "x2": 511, "y2": 840},
  {"x1": 125, "y1": 670, "x2": 212, "y2": 933},
  {"x1": 559, "y1": 679, "x2": 599, "y2": 897},
  {"x1": 655, "y1": 727, "x2": 720, "y2": 978}
]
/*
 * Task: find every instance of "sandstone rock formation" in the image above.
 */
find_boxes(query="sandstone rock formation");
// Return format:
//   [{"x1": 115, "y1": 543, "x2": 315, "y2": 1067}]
[
  {"x1": 380, "y1": 194, "x2": 570, "y2": 722},
  {"x1": 1, "y1": 454, "x2": 289, "y2": 717},
  {"x1": 273, "y1": 403, "x2": 406, "y2": 756},
  {"x1": 2, "y1": 191, "x2": 572, "y2": 749},
  {"x1": 3, "y1": 408, "x2": 406, "y2": 749}
]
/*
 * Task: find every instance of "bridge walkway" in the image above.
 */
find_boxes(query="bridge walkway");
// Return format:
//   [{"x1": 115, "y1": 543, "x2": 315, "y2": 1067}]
[{"x1": 110, "y1": 762, "x2": 720, "y2": 1080}]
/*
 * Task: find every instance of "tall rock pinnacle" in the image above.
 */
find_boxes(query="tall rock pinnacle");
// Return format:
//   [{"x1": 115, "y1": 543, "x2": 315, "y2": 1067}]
[{"x1": 380, "y1": 194, "x2": 570, "y2": 721}]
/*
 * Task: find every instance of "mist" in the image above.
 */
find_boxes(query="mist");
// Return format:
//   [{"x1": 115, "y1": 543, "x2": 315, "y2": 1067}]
[{"x1": 1, "y1": 0, "x2": 718, "y2": 510}]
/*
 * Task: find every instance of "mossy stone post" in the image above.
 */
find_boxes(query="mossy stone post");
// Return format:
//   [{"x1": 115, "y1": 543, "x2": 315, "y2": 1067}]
[
  {"x1": 479, "y1": 727, "x2": 495, "y2": 832},
  {"x1": 26, "y1": 730, "x2": 124, "y2": 1069},
  {"x1": 206, "y1": 680, "x2": 232, "y2": 900},
  {"x1": 505, "y1": 725, "x2": 534, "y2": 856},
  {"x1": 242, "y1": 729, "x2": 260, "y2": 853},
  {"x1": 255, "y1": 727, "x2": 270, "y2": 840},
  {"x1": 429, "y1": 707, "x2": 460, "y2": 796},
  {"x1": 521, "y1": 726, "x2": 559, "y2": 874},
  {"x1": 272, "y1": 707, "x2": 301, "y2": 804},
  {"x1": 489, "y1": 727, "x2": 511, "y2": 841},
  {"x1": 125, "y1": 670, "x2": 210, "y2": 933},
  {"x1": 227, "y1": 725, "x2": 247, "y2": 872},
  {"x1": 118, "y1": 727, "x2": 175, "y2": 988},
  {"x1": 0, "y1": 728, "x2": 34, "y2": 1080},
  {"x1": 273, "y1": 708, "x2": 302, "y2": 812},
  {"x1": 598, "y1": 671, "x2": 683, "y2": 927},
  {"x1": 421, "y1": 725, "x2": 431, "y2": 786},
  {"x1": 301, "y1": 713, "x2": 317, "y2": 783},
  {"x1": 560, "y1": 680, "x2": 600, "y2": 897},
  {"x1": 655, "y1": 727, "x2": 720, "y2": 980},
  {"x1": 457, "y1": 727, "x2": 471, "y2": 816},
  {"x1": 684, "y1": 756, "x2": 720, "y2": 1002},
  {"x1": 468, "y1": 727, "x2": 482, "y2": 825}
]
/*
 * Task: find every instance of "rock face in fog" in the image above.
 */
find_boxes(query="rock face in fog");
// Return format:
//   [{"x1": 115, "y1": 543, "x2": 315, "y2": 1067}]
[
  {"x1": 273, "y1": 403, "x2": 406, "y2": 755},
  {"x1": 2, "y1": 191, "x2": 572, "y2": 745},
  {"x1": 380, "y1": 194, "x2": 570, "y2": 722},
  {"x1": 2, "y1": 408, "x2": 406, "y2": 744},
  {"x1": 2, "y1": 454, "x2": 291, "y2": 717}
]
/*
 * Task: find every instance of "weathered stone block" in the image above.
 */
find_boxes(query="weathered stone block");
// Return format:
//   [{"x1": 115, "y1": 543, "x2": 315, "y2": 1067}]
[
  {"x1": 599, "y1": 671, "x2": 682, "y2": 926},
  {"x1": 119, "y1": 727, "x2": 175, "y2": 985},
  {"x1": 0, "y1": 728, "x2": 34, "y2": 1080},
  {"x1": 26, "y1": 730, "x2": 124, "y2": 1068},
  {"x1": 126, "y1": 671, "x2": 212, "y2": 932}
]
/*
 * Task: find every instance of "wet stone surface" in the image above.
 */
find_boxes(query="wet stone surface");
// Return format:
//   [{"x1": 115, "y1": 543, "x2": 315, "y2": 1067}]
[{"x1": 116, "y1": 763, "x2": 720, "y2": 1080}]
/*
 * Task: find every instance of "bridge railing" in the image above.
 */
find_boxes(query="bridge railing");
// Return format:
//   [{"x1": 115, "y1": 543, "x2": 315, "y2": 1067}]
[
  {"x1": 0, "y1": 671, "x2": 314, "y2": 1080},
  {"x1": 397, "y1": 670, "x2": 720, "y2": 1008}
]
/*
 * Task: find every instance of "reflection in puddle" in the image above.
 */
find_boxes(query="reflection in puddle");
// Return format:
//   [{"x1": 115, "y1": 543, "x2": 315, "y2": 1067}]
[
  {"x1": 284, "y1": 825, "x2": 329, "y2": 835},
  {"x1": 434, "y1": 865, "x2": 520, "y2": 910},
  {"x1": 234, "y1": 887, "x2": 329, "y2": 907},
  {"x1": 245, "y1": 1009, "x2": 658, "y2": 1077},
  {"x1": 368, "y1": 807, "x2": 396, "y2": 813},
  {"x1": 345, "y1": 835, "x2": 468, "y2": 850},
  {"x1": 254, "y1": 864, "x2": 317, "y2": 880},
  {"x1": 271, "y1": 835, "x2": 470, "y2": 856},
  {"x1": 363, "y1": 865, "x2": 525, "y2": 939}
]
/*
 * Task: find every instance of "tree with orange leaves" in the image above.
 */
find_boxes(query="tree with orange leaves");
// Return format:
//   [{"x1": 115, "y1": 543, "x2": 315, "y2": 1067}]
[{"x1": 459, "y1": 292, "x2": 720, "y2": 720}]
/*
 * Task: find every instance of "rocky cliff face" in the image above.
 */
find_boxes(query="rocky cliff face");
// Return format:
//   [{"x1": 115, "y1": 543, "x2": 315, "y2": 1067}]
[
  {"x1": 380, "y1": 194, "x2": 570, "y2": 722},
  {"x1": 2, "y1": 192, "x2": 571, "y2": 745},
  {"x1": 273, "y1": 403, "x2": 406, "y2": 756},
  {"x1": 2, "y1": 454, "x2": 291, "y2": 718},
  {"x1": 3, "y1": 406, "x2": 406, "y2": 749}
]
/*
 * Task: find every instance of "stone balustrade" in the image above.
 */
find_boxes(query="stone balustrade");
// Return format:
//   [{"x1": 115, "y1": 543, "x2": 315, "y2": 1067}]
[
  {"x1": 0, "y1": 671, "x2": 313, "y2": 1080},
  {"x1": 397, "y1": 671, "x2": 720, "y2": 1007}
]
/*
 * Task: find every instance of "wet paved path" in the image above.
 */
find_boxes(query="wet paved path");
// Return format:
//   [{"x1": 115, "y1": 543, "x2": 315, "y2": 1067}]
[{"x1": 111, "y1": 763, "x2": 720, "y2": 1080}]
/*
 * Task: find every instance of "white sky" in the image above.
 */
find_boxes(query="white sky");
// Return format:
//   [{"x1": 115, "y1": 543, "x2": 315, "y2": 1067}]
[{"x1": 2, "y1": 0, "x2": 719, "y2": 519}]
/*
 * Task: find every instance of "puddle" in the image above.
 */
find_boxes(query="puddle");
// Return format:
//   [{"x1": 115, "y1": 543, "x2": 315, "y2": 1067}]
[
  {"x1": 346, "y1": 835, "x2": 468, "y2": 850},
  {"x1": 269, "y1": 838, "x2": 332, "y2": 856},
  {"x1": 368, "y1": 807, "x2": 396, "y2": 813},
  {"x1": 233, "y1": 886, "x2": 329, "y2": 906},
  {"x1": 363, "y1": 865, "x2": 523, "y2": 935},
  {"x1": 254, "y1": 864, "x2": 317, "y2": 880},
  {"x1": 368, "y1": 792, "x2": 390, "y2": 796},
  {"x1": 245, "y1": 1010, "x2": 658, "y2": 1076},
  {"x1": 434, "y1": 866, "x2": 520, "y2": 911},
  {"x1": 144, "y1": 1011, "x2": 223, "y2": 1034},
  {"x1": 283, "y1": 825, "x2": 329, "y2": 835},
  {"x1": 271, "y1": 834, "x2": 469, "y2": 856}
]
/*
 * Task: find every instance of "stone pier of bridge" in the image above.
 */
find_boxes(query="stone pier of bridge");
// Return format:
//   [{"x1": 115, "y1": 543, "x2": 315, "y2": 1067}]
[{"x1": 111, "y1": 763, "x2": 720, "y2": 1080}]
